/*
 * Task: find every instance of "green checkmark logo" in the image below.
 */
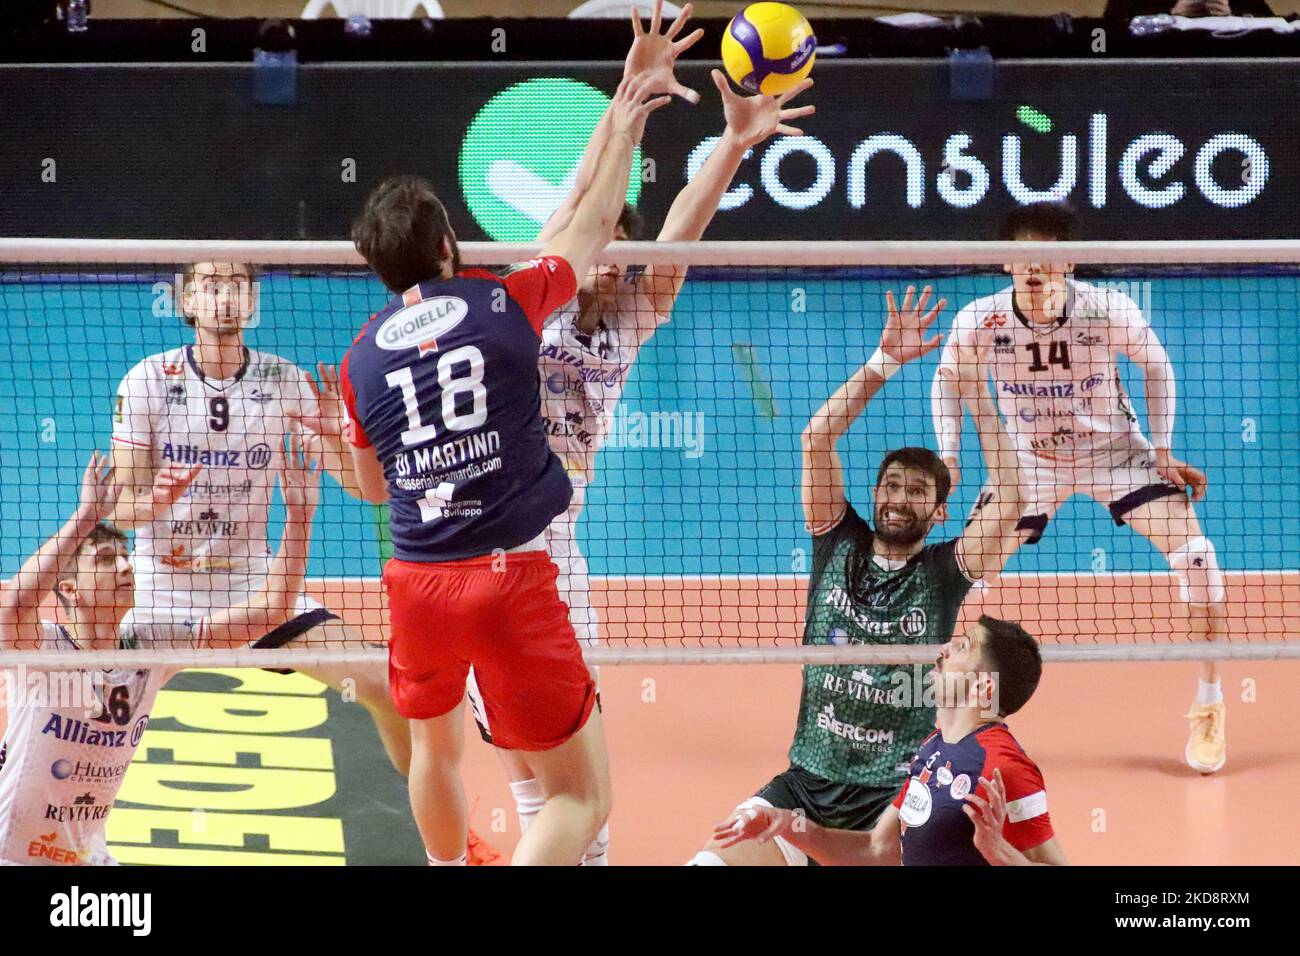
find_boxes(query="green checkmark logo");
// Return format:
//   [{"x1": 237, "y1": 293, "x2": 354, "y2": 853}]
[{"x1": 459, "y1": 77, "x2": 643, "y2": 242}]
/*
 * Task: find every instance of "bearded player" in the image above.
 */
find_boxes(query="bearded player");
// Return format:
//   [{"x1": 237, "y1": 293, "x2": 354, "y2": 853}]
[
  {"x1": 931, "y1": 202, "x2": 1226, "y2": 773},
  {"x1": 464, "y1": 0, "x2": 814, "y2": 867},
  {"x1": 715, "y1": 616, "x2": 1067, "y2": 866},
  {"x1": 107, "y1": 261, "x2": 411, "y2": 775},
  {"x1": 688, "y1": 287, "x2": 1028, "y2": 867}
]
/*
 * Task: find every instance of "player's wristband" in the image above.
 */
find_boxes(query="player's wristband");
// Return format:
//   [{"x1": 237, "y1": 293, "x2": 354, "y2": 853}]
[{"x1": 865, "y1": 348, "x2": 903, "y2": 381}]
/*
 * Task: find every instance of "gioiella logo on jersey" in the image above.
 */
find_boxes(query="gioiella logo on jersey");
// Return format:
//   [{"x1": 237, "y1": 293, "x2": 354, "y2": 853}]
[{"x1": 459, "y1": 78, "x2": 642, "y2": 241}]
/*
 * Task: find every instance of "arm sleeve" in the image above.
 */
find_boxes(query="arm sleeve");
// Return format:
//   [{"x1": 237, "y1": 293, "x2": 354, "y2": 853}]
[
  {"x1": 1110, "y1": 290, "x2": 1176, "y2": 451},
  {"x1": 502, "y1": 256, "x2": 579, "y2": 335},
  {"x1": 997, "y1": 751, "x2": 1055, "y2": 852},
  {"x1": 110, "y1": 361, "x2": 155, "y2": 449},
  {"x1": 338, "y1": 350, "x2": 372, "y2": 450}
]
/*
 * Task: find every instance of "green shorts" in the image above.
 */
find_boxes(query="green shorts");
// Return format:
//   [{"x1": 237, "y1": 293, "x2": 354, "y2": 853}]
[{"x1": 752, "y1": 764, "x2": 899, "y2": 859}]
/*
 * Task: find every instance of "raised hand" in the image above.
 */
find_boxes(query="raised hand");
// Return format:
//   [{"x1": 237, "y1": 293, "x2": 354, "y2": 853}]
[
  {"x1": 880, "y1": 285, "x2": 948, "y2": 365},
  {"x1": 149, "y1": 464, "x2": 201, "y2": 516},
  {"x1": 289, "y1": 362, "x2": 347, "y2": 440},
  {"x1": 608, "y1": 73, "x2": 673, "y2": 145},
  {"x1": 713, "y1": 69, "x2": 815, "y2": 149},
  {"x1": 77, "y1": 451, "x2": 122, "y2": 523},
  {"x1": 1155, "y1": 449, "x2": 1208, "y2": 501},
  {"x1": 279, "y1": 430, "x2": 322, "y2": 519},
  {"x1": 625, "y1": 0, "x2": 705, "y2": 104},
  {"x1": 963, "y1": 768, "x2": 1011, "y2": 865}
]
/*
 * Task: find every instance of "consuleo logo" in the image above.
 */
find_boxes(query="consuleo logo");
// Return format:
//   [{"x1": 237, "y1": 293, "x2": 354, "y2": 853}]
[{"x1": 459, "y1": 77, "x2": 642, "y2": 241}]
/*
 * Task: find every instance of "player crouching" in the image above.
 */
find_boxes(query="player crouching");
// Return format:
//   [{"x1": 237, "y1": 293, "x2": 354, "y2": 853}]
[
  {"x1": 716, "y1": 616, "x2": 1067, "y2": 866},
  {"x1": 0, "y1": 441, "x2": 319, "y2": 865}
]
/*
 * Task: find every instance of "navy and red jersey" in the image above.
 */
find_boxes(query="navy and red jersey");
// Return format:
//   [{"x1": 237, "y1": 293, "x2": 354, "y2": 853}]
[
  {"x1": 893, "y1": 722, "x2": 1053, "y2": 866},
  {"x1": 341, "y1": 257, "x2": 576, "y2": 562}
]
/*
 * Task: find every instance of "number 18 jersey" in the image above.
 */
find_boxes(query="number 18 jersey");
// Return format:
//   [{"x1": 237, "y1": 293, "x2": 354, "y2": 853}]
[{"x1": 341, "y1": 257, "x2": 577, "y2": 562}]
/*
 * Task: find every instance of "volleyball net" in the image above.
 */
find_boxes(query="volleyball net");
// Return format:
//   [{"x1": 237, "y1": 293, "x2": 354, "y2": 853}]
[{"x1": 0, "y1": 238, "x2": 1297, "y2": 670}]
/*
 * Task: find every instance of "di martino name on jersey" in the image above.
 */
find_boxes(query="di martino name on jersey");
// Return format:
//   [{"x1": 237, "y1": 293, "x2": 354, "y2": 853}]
[
  {"x1": 377, "y1": 296, "x2": 469, "y2": 352},
  {"x1": 161, "y1": 443, "x2": 273, "y2": 470},
  {"x1": 393, "y1": 431, "x2": 501, "y2": 481},
  {"x1": 41, "y1": 714, "x2": 150, "y2": 749}
]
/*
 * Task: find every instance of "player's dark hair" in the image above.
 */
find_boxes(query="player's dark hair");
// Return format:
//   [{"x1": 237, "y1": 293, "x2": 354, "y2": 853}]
[
  {"x1": 999, "y1": 201, "x2": 1077, "y2": 242},
  {"x1": 352, "y1": 175, "x2": 460, "y2": 293},
  {"x1": 55, "y1": 522, "x2": 129, "y2": 608},
  {"x1": 875, "y1": 447, "x2": 952, "y2": 506},
  {"x1": 977, "y1": 615, "x2": 1042, "y2": 717},
  {"x1": 618, "y1": 204, "x2": 645, "y2": 241},
  {"x1": 177, "y1": 262, "x2": 258, "y2": 328}
]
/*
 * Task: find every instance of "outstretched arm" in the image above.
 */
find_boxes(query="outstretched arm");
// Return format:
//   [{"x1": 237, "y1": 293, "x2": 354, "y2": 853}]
[
  {"x1": 634, "y1": 72, "x2": 815, "y2": 320},
  {"x1": 956, "y1": 384, "x2": 1026, "y2": 580},
  {"x1": 288, "y1": 363, "x2": 364, "y2": 500},
  {"x1": 930, "y1": 315, "x2": 986, "y2": 490},
  {"x1": 803, "y1": 286, "x2": 947, "y2": 533},
  {"x1": 713, "y1": 802, "x2": 903, "y2": 866},
  {"x1": 0, "y1": 453, "x2": 120, "y2": 649},
  {"x1": 537, "y1": 1, "x2": 703, "y2": 242},
  {"x1": 200, "y1": 436, "x2": 320, "y2": 648},
  {"x1": 542, "y1": 75, "x2": 670, "y2": 283}
]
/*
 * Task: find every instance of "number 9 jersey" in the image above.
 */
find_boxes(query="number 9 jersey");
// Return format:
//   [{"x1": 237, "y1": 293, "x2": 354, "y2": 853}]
[{"x1": 340, "y1": 256, "x2": 578, "y2": 562}]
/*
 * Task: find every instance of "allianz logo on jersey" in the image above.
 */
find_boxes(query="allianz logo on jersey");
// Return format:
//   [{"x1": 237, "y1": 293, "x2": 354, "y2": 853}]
[
  {"x1": 816, "y1": 704, "x2": 895, "y2": 746},
  {"x1": 377, "y1": 296, "x2": 469, "y2": 352},
  {"x1": 161, "y1": 442, "x2": 273, "y2": 470},
  {"x1": 1000, "y1": 374, "x2": 1103, "y2": 399},
  {"x1": 41, "y1": 714, "x2": 150, "y2": 749}
]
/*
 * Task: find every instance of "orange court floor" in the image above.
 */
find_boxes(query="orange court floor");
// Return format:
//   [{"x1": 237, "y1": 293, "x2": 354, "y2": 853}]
[
  {"x1": 329, "y1": 573, "x2": 1300, "y2": 865},
  {"x1": 1, "y1": 573, "x2": 1296, "y2": 865}
]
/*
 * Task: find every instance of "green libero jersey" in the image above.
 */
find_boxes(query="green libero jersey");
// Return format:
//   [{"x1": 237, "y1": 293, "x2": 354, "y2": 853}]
[{"x1": 788, "y1": 503, "x2": 975, "y2": 788}]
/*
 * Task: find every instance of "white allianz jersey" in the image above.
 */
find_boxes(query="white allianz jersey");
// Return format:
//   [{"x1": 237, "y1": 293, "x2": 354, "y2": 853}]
[
  {"x1": 942, "y1": 281, "x2": 1151, "y2": 460},
  {"x1": 0, "y1": 623, "x2": 182, "y2": 866},
  {"x1": 538, "y1": 296, "x2": 668, "y2": 486},
  {"x1": 111, "y1": 346, "x2": 317, "y2": 614}
]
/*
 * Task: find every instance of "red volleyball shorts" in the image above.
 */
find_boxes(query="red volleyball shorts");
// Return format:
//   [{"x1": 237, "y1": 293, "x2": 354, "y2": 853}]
[{"x1": 382, "y1": 551, "x2": 597, "y2": 751}]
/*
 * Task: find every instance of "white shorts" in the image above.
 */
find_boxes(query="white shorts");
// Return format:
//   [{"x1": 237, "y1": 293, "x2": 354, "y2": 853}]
[
  {"x1": 123, "y1": 593, "x2": 333, "y2": 647},
  {"x1": 967, "y1": 433, "x2": 1182, "y2": 544}
]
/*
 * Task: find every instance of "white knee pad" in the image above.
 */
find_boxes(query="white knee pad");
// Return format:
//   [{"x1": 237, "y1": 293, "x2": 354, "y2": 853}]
[
  {"x1": 687, "y1": 851, "x2": 728, "y2": 866},
  {"x1": 1168, "y1": 537, "x2": 1226, "y2": 606},
  {"x1": 732, "y1": 797, "x2": 809, "y2": 867}
]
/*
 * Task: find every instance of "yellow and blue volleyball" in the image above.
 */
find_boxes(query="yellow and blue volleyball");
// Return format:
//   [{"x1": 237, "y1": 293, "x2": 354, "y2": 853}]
[{"x1": 721, "y1": 2, "x2": 816, "y2": 96}]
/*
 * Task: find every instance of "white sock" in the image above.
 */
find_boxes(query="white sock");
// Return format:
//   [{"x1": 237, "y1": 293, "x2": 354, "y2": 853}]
[
  {"x1": 427, "y1": 851, "x2": 467, "y2": 866},
  {"x1": 1197, "y1": 679, "x2": 1223, "y2": 708},
  {"x1": 510, "y1": 778, "x2": 545, "y2": 835},
  {"x1": 686, "y1": 851, "x2": 727, "y2": 866},
  {"x1": 580, "y1": 823, "x2": 610, "y2": 866}
]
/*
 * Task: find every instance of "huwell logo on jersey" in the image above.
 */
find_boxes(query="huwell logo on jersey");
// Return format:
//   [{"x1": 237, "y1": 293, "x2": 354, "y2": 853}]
[{"x1": 377, "y1": 296, "x2": 469, "y2": 353}]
